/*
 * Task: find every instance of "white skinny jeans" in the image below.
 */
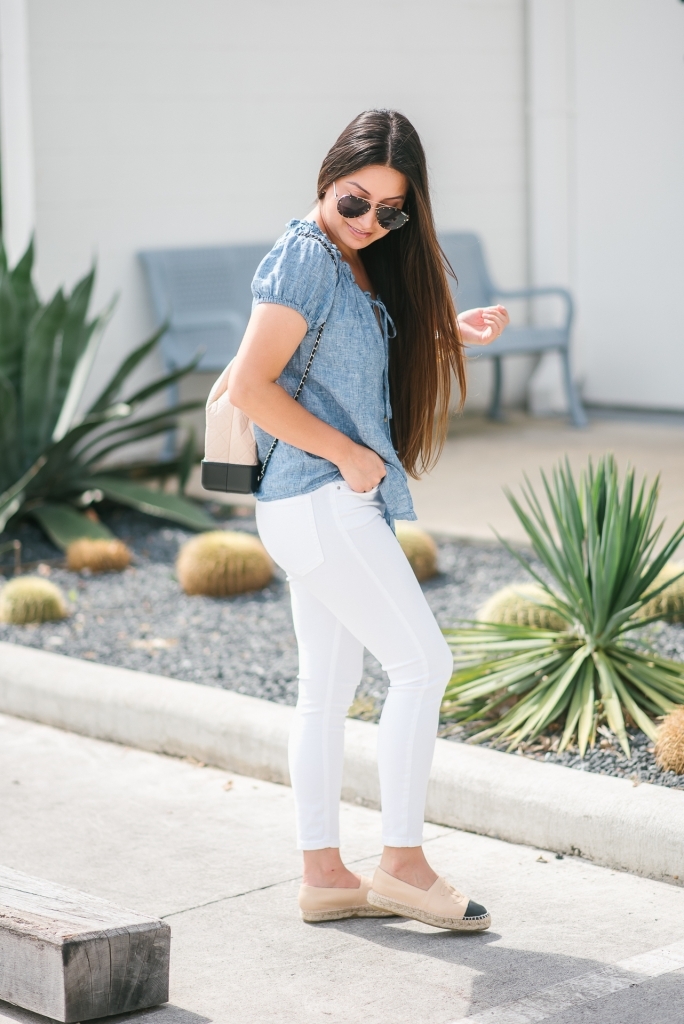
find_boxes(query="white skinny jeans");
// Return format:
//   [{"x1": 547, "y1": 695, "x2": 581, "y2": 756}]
[{"x1": 256, "y1": 480, "x2": 453, "y2": 850}]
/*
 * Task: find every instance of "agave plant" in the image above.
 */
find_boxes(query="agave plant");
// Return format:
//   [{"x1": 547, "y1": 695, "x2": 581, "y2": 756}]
[
  {"x1": 0, "y1": 239, "x2": 214, "y2": 548},
  {"x1": 442, "y1": 455, "x2": 684, "y2": 756}
]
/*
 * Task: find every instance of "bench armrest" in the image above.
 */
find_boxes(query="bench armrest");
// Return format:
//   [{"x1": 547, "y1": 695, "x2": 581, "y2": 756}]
[{"x1": 492, "y1": 285, "x2": 574, "y2": 328}]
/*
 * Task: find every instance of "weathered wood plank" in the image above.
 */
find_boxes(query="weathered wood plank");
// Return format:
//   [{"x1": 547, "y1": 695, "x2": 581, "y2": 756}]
[{"x1": 0, "y1": 867, "x2": 170, "y2": 1023}]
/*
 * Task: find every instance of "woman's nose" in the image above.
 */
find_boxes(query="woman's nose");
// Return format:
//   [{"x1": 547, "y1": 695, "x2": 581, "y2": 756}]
[{"x1": 356, "y1": 209, "x2": 376, "y2": 231}]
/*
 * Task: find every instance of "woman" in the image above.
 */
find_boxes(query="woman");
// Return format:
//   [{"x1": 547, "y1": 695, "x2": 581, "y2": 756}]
[{"x1": 229, "y1": 109, "x2": 509, "y2": 931}]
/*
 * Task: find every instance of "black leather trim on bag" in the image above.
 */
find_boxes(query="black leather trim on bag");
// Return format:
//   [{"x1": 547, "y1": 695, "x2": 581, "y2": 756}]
[{"x1": 201, "y1": 461, "x2": 261, "y2": 494}]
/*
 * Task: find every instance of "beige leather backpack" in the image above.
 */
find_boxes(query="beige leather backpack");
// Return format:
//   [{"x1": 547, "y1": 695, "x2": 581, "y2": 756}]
[{"x1": 201, "y1": 359, "x2": 261, "y2": 493}]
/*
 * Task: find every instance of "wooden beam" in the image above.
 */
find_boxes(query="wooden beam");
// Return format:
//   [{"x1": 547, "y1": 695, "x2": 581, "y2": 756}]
[{"x1": 0, "y1": 866, "x2": 170, "y2": 1023}]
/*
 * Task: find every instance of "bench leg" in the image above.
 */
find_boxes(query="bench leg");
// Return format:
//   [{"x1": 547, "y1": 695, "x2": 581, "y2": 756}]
[
  {"x1": 560, "y1": 349, "x2": 588, "y2": 427},
  {"x1": 488, "y1": 356, "x2": 505, "y2": 421}
]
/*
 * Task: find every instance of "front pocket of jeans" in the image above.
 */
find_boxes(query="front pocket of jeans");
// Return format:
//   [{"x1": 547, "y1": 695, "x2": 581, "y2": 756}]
[
  {"x1": 256, "y1": 494, "x2": 324, "y2": 577},
  {"x1": 334, "y1": 481, "x2": 383, "y2": 530}
]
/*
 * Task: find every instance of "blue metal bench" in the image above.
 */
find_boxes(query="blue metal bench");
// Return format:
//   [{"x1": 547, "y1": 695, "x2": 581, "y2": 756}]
[
  {"x1": 138, "y1": 243, "x2": 273, "y2": 380},
  {"x1": 138, "y1": 243, "x2": 273, "y2": 455},
  {"x1": 439, "y1": 232, "x2": 587, "y2": 426}
]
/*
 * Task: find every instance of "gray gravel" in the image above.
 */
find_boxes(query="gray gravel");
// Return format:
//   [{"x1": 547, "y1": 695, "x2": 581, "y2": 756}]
[
  {"x1": 439, "y1": 722, "x2": 684, "y2": 789},
  {"x1": 0, "y1": 506, "x2": 301, "y2": 703},
  {"x1": 1, "y1": 505, "x2": 682, "y2": 789}
]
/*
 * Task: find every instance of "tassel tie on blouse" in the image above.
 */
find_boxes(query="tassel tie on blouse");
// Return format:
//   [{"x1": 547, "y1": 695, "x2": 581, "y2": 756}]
[{"x1": 368, "y1": 295, "x2": 396, "y2": 427}]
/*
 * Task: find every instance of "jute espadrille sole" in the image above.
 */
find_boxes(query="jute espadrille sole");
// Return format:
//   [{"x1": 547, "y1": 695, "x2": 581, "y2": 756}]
[
  {"x1": 367, "y1": 890, "x2": 491, "y2": 931},
  {"x1": 301, "y1": 904, "x2": 395, "y2": 922}
]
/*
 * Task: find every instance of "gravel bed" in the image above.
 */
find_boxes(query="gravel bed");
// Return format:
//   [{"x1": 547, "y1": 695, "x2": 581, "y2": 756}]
[
  {"x1": 1, "y1": 505, "x2": 682, "y2": 790},
  {"x1": 0, "y1": 506, "x2": 301, "y2": 704},
  {"x1": 439, "y1": 723, "x2": 684, "y2": 789}
]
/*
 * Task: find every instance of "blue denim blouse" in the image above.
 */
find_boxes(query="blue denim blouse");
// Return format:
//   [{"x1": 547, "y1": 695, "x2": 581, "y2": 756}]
[{"x1": 251, "y1": 219, "x2": 416, "y2": 522}]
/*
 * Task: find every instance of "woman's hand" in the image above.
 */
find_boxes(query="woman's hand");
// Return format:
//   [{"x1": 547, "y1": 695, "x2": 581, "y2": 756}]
[
  {"x1": 457, "y1": 305, "x2": 509, "y2": 346},
  {"x1": 336, "y1": 442, "x2": 387, "y2": 493}
]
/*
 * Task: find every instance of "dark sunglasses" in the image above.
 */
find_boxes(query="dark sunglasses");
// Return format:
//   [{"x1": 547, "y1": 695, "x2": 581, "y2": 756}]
[{"x1": 333, "y1": 181, "x2": 409, "y2": 231}]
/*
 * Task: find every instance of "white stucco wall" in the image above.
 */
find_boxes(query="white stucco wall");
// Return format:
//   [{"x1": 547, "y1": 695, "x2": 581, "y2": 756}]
[
  {"x1": 21, "y1": 0, "x2": 527, "y2": 415},
  {"x1": 0, "y1": 0, "x2": 35, "y2": 265},
  {"x1": 573, "y1": 0, "x2": 684, "y2": 408},
  {"x1": 6, "y1": 0, "x2": 680, "y2": 420},
  {"x1": 524, "y1": 0, "x2": 684, "y2": 415}
]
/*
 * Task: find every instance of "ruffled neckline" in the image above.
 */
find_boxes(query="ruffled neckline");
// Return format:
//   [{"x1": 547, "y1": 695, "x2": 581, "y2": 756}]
[
  {"x1": 286, "y1": 218, "x2": 355, "y2": 282},
  {"x1": 286, "y1": 219, "x2": 389, "y2": 315}
]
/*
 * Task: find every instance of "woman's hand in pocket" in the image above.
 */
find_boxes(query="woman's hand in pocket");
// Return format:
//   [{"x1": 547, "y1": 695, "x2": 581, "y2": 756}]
[{"x1": 336, "y1": 442, "x2": 387, "y2": 493}]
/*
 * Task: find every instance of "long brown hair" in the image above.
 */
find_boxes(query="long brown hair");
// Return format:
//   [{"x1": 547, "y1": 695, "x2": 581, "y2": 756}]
[{"x1": 317, "y1": 109, "x2": 465, "y2": 478}]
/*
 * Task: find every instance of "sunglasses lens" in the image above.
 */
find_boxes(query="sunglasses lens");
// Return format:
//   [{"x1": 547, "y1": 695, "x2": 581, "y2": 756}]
[
  {"x1": 337, "y1": 194, "x2": 371, "y2": 219},
  {"x1": 376, "y1": 206, "x2": 409, "y2": 230}
]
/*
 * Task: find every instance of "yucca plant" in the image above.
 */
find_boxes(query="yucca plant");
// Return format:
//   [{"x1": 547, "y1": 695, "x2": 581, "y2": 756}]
[
  {"x1": 442, "y1": 455, "x2": 684, "y2": 757},
  {"x1": 0, "y1": 238, "x2": 214, "y2": 548}
]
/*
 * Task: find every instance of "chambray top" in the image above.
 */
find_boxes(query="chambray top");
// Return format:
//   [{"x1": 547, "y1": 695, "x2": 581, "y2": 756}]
[{"x1": 251, "y1": 219, "x2": 416, "y2": 522}]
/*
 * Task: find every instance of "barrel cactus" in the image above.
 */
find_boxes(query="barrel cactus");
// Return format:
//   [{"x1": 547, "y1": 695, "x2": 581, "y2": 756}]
[
  {"x1": 0, "y1": 576, "x2": 68, "y2": 624},
  {"x1": 66, "y1": 538, "x2": 132, "y2": 573},
  {"x1": 654, "y1": 705, "x2": 684, "y2": 775},
  {"x1": 395, "y1": 523, "x2": 438, "y2": 582},
  {"x1": 476, "y1": 582, "x2": 568, "y2": 631},
  {"x1": 639, "y1": 562, "x2": 684, "y2": 623},
  {"x1": 176, "y1": 530, "x2": 273, "y2": 596}
]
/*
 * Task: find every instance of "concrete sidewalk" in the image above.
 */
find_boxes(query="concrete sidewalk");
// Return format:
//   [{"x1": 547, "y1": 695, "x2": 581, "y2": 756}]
[{"x1": 1, "y1": 713, "x2": 683, "y2": 1023}]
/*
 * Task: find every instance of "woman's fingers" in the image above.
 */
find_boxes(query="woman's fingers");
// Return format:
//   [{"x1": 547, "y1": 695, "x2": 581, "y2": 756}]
[
  {"x1": 484, "y1": 305, "x2": 509, "y2": 320},
  {"x1": 482, "y1": 308, "x2": 509, "y2": 337}
]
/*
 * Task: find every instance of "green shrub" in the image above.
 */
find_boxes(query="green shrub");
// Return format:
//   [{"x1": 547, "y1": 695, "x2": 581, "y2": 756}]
[
  {"x1": 0, "y1": 239, "x2": 214, "y2": 552},
  {"x1": 442, "y1": 456, "x2": 684, "y2": 756}
]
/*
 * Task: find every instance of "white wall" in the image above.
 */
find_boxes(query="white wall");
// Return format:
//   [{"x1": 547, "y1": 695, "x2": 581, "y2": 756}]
[
  {"x1": 23, "y1": 0, "x2": 528, "y2": 415},
  {"x1": 4, "y1": 0, "x2": 682, "y2": 427},
  {"x1": 574, "y1": 0, "x2": 684, "y2": 408},
  {"x1": 519, "y1": 0, "x2": 684, "y2": 415},
  {"x1": 0, "y1": 0, "x2": 35, "y2": 265},
  {"x1": 523, "y1": 0, "x2": 576, "y2": 416}
]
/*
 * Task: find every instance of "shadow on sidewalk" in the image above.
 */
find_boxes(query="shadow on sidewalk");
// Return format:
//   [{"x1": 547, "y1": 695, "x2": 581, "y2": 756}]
[
  {"x1": 323, "y1": 917, "x2": 684, "y2": 1022},
  {"x1": 0, "y1": 998, "x2": 211, "y2": 1024}
]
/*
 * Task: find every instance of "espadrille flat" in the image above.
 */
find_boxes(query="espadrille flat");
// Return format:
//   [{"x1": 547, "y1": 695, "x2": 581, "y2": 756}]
[
  {"x1": 367, "y1": 867, "x2": 491, "y2": 931},
  {"x1": 299, "y1": 874, "x2": 396, "y2": 922}
]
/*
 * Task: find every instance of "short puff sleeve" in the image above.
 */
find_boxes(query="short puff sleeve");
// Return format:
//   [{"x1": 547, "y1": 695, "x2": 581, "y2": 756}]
[{"x1": 251, "y1": 223, "x2": 338, "y2": 331}]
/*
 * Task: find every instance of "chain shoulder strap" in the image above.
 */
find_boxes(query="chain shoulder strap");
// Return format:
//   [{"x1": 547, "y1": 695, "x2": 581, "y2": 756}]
[{"x1": 257, "y1": 232, "x2": 339, "y2": 484}]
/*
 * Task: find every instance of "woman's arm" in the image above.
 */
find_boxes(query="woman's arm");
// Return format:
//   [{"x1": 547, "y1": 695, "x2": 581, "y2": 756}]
[{"x1": 228, "y1": 303, "x2": 386, "y2": 492}]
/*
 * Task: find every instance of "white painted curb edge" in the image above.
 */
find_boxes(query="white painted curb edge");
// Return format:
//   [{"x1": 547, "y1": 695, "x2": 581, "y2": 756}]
[{"x1": 0, "y1": 641, "x2": 682, "y2": 883}]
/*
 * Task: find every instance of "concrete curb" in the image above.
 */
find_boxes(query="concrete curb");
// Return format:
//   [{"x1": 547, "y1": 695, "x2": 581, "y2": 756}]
[{"x1": 1, "y1": 641, "x2": 682, "y2": 883}]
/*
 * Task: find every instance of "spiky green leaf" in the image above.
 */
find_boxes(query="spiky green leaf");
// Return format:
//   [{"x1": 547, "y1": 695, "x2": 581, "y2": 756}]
[
  {"x1": 30, "y1": 502, "x2": 114, "y2": 550},
  {"x1": 87, "y1": 325, "x2": 166, "y2": 415},
  {"x1": 0, "y1": 372, "x2": 20, "y2": 491},
  {"x1": 88, "y1": 475, "x2": 214, "y2": 531}
]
